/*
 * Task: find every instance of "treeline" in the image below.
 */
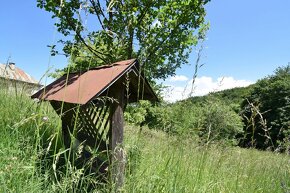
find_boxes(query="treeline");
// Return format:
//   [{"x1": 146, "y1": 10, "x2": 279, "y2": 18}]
[
  {"x1": 240, "y1": 65, "x2": 290, "y2": 151},
  {"x1": 125, "y1": 65, "x2": 290, "y2": 152}
]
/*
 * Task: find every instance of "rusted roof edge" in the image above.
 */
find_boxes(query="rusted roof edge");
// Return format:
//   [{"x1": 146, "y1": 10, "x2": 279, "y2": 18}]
[
  {"x1": 31, "y1": 60, "x2": 137, "y2": 104},
  {"x1": 31, "y1": 72, "x2": 75, "y2": 101},
  {"x1": 32, "y1": 58, "x2": 159, "y2": 104},
  {"x1": 62, "y1": 59, "x2": 137, "y2": 76},
  {"x1": 87, "y1": 59, "x2": 138, "y2": 104}
]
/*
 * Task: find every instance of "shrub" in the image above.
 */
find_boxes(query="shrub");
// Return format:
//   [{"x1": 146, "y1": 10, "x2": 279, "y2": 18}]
[
  {"x1": 129, "y1": 98, "x2": 244, "y2": 145},
  {"x1": 198, "y1": 99, "x2": 243, "y2": 145},
  {"x1": 240, "y1": 65, "x2": 290, "y2": 151},
  {"x1": 124, "y1": 100, "x2": 151, "y2": 126}
]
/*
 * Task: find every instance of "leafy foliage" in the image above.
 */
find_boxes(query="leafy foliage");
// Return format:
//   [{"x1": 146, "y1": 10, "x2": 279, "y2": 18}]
[
  {"x1": 125, "y1": 65, "x2": 290, "y2": 151},
  {"x1": 124, "y1": 100, "x2": 151, "y2": 126},
  {"x1": 240, "y1": 65, "x2": 290, "y2": 151},
  {"x1": 197, "y1": 99, "x2": 243, "y2": 145},
  {"x1": 187, "y1": 86, "x2": 253, "y2": 113},
  {"x1": 37, "y1": 0, "x2": 210, "y2": 80},
  {"x1": 125, "y1": 98, "x2": 243, "y2": 145},
  {"x1": 1, "y1": 82, "x2": 289, "y2": 192}
]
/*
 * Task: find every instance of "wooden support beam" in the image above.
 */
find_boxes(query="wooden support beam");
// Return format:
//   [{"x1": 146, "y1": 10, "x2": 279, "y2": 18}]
[{"x1": 110, "y1": 83, "x2": 125, "y2": 191}]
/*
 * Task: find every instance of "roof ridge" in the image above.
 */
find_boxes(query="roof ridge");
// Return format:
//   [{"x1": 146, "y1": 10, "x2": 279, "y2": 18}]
[
  {"x1": 91, "y1": 58, "x2": 136, "y2": 70},
  {"x1": 63, "y1": 58, "x2": 137, "y2": 76}
]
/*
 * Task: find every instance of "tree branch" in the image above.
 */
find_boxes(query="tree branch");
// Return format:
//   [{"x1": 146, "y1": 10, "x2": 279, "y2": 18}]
[
  {"x1": 89, "y1": 0, "x2": 106, "y2": 30},
  {"x1": 136, "y1": 0, "x2": 155, "y2": 27},
  {"x1": 62, "y1": 11, "x2": 109, "y2": 63},
  {"x1": 97, "y1": 0, "x2": 107, "y2": 19},
  {"x1": 75, "y1": 32, "x2": 108, "y2": 63},
  {"x1": 140, "y1": 1, "x2": 203, "y2": 67}
]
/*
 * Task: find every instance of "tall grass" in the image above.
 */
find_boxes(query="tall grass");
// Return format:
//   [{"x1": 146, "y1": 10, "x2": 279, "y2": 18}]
[
  {"x1": 124, "y1": 126, "x2": 290, "y2": 193},
  {"x1": 0, "y1": 88, "x2": 53, "y2": 192},
  {"x1": 0, "y1": 88, "x2": 289, "y2": 192}
]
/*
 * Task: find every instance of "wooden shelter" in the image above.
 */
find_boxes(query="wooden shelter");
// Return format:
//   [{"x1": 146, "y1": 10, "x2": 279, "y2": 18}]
[{"x1": 31, "y1": 59, "x2": 158, "y2": 186}]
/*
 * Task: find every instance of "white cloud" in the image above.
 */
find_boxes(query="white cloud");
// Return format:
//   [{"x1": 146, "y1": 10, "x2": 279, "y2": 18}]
[
  {"x1": 162, "y1": 85, "x2": 186, "y2": 102},
  {"x1": 169, "y1": 75, "x2": 189, "y2": 82},
  {"x1": 162, "y1": 76, "x2": 254, "y2": 102}
]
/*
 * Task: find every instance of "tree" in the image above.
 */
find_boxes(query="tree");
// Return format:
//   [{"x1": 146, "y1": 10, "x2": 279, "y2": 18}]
[
  {"x1": 240, "y1": 65, "x2": 290, "y2": 151},
  {"x1": 37, "y1": 0, "x2": 210, "y2": 80},
  {"x1": 198, "y1": 98, "x2": 243, "y2": 145}
]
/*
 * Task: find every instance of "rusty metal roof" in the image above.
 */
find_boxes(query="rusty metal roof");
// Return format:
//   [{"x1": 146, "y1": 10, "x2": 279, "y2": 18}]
[
  {"x1": 0, "y1": 63, "x2": 39, "y2": 85},
  {"x1": 32, "y1": 59, "x2": 158, "y2": 105}
]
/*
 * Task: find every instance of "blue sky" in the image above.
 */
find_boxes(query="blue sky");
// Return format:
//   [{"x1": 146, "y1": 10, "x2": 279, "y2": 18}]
[
  {"x1": 0, "y1": 0, "x2": 67, "y2": 84},
  {"x1": 1, "y1": 1, "x2": 289, "y2": 101},
  {"x1": 197, "y1": 0, "x2": 290, "y2": 80}
]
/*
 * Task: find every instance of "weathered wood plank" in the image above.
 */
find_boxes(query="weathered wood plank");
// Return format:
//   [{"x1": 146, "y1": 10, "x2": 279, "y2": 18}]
[{"x1": 110, "y1": 84, "x2": 125, "y2": 191}]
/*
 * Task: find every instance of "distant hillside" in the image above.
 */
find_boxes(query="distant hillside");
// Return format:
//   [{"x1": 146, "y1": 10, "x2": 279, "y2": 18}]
[{"x1": 183, "y1": 85, "x2": 254, "y2": 112}]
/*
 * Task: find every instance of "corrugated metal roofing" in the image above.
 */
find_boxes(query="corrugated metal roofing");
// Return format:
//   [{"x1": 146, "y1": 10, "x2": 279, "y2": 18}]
[
  {"x1": 32, "y1": 59, "x2": 158, "y2": 105},
  {"x1": 0, "y1": 63, "x2": 39, "y2": 85}
]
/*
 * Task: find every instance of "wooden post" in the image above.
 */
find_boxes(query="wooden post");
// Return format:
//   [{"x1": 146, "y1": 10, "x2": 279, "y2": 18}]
[
  {"x1": 50, "y1": 101, "x2": 75, "y2": 149},
  {"x1": 110, "y1": 85, "x2": 125, "y2": 191}
]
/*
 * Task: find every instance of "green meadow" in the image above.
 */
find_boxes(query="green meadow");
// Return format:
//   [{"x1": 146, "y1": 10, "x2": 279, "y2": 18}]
[{"x1": 0, "y1": 88, "x2": 289, "y2": 192}]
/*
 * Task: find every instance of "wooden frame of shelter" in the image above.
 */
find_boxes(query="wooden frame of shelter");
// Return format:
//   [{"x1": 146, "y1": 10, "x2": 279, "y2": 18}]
[{"x1": 32, "y1": 59, "x2": 158, "y2": 187}]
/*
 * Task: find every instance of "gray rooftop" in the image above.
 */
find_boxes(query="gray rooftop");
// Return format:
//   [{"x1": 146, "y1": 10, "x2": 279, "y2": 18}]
[{"x1": 0, "y1": 63, "x2": 39, "y2": 85}]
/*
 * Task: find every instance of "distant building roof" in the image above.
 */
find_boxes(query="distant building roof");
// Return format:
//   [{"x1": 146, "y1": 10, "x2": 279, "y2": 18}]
[{"x1": 0, "y1": 62, "x2": 39, "y2": 85}]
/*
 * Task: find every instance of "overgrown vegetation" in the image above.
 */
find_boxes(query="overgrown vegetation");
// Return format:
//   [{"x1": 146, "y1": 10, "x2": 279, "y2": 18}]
[
  {"x1": 126, "y1": 65, "x2": 290, "y2": 151},
  {"x1": 1, "y1": 1, "x2": 288, "y2": 191},
  {"x1": 240, "y1": 65, "x2": 290, "y2": 151},
  {"x1": 0, "y1": 88, "x2": 56, "y2": 192},
  {"x1": 1, "y1": 80, "x2": 289, "y2": 192},
  {"x1": 125, "y1": 98, "x2": 243, "y2": 145},
  {"x1": 124, "y1": 127, "x2": 290, "y2": 193}
]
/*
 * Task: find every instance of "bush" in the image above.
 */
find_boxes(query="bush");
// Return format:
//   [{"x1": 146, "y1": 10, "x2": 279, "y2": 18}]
[
  {"x1": 240, "y1": 65, "x2": 290, "y2": 151},
  {"x1": 124, "y1": 100, "x2": 151, "y2": 126},
  {"x1": 126, "y1": 98, "x2": 243, "y2": 145},
  {"x1": 198, "y1": 99, "x2": 243, "y2": 145}
]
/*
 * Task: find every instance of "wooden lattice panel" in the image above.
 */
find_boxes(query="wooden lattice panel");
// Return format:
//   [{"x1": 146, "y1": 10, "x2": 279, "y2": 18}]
[{"x1": 74, "y1": 99, "x2": 113, "y2": 152}]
